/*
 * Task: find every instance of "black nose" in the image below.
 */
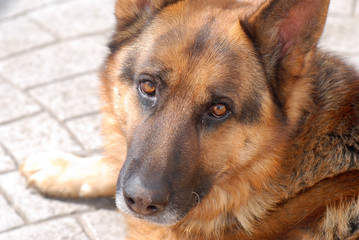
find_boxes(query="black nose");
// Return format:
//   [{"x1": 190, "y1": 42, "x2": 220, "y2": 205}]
[{"x1": 123, "y1": 176, "x2": 169, "y2": 216}]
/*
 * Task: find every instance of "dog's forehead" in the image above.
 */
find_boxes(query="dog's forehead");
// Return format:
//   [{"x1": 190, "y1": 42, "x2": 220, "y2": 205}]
[{"x1": 135, "y1": 8, "x2": 255, "y2": 101}]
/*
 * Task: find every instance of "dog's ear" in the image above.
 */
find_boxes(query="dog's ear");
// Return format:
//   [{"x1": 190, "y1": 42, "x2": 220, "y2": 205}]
[
  {"x1": 109, "y1": 0, "x2": 182, "y2": 53},
  {"x1": 241, "y1": 0, "x2": 329, "y2": 90}
]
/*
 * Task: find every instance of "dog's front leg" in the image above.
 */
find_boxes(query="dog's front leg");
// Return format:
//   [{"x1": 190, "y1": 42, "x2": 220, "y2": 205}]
[{"x1": 20, "y1": 151, "x2": 119, "y2": 198}]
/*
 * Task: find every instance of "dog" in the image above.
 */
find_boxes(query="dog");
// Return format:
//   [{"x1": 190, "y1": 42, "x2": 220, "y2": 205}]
[{"x1": 20, "y1": 0, "x2": 359, "y2": 239}]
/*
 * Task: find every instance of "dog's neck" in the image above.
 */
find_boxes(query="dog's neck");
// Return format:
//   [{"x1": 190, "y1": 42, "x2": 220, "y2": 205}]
[{"x1": 280, "y1": 51, "x2": 359, "y2": 197}]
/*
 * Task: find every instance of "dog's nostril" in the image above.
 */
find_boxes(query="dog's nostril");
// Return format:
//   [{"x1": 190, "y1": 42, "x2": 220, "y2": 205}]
[
  {"x1": 126, "y1": 197, "x2": 135, "y2": 205},
  {"x1": 124, "y1": 194, "x2": 167, "y2": 216}
]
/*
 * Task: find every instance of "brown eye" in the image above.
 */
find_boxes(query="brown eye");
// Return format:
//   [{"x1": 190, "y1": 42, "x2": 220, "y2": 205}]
[
  {"x1": 211, "y1": 104, "x2": 228, "y2": 118},
  {"x1": 140, "y1": 81, "x2": 156, "y2": 96}
]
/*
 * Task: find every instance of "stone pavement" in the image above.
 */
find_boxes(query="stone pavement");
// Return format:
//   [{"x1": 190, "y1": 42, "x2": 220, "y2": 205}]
[{"x1": 0, "y1": 0, "x2": 358, "y2": 239}]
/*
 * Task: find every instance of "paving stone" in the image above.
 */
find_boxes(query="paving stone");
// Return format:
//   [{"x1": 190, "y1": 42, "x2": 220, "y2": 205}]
[
  {"x1": 80, "y1": 209, "x2": 126, "y2": 240},
  {"x1": 0, "y1": 113, "x2": 81, "y2": 164},
  {"x1": 29, "y1": 0, "x2": 115, "y2": 39},
  {"x1": 0, "y1": 17, "x2": 55, "y2": 59},
  {"x1": 328, "y1": 0, "x2": 355, "y2": 15},
  {"x1": 0, "y1": 81, "x2": 41, "y2": 124},
  {"x1": 0, "y1": 35, "x2": 109, "y2": 89},
  {"x1": 0, "y1": 0, "x2": 62, "y2": 19},
  {"x1": 66, "y1": 114, "x2": 102, "y2": 151},
  {"x1": 347, "y1": 55, "x2": 359, "y2": 71},
  {"x1": 0, "y1": 217, "x2": 89, "y2": 240},
  {"x1": 29, "y1": 73, "x2": 100, "y2": 121},
  {"x1": 0, "y1": 145, "x2": 16, "y2": 172},
  {"x1": 320, "y1": 16, "x2": 359, "y2": 54},
  {"x1": 0, "y1": 171, "x2": 91, "y2": 222},
  {"x1": 0, "y1": 194, "x2": 24, "y2": 232}
]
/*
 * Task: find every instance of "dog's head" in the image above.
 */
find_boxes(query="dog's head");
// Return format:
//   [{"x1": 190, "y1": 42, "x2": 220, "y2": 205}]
[{"x1": 102, "y1": 0, "x2": 329, "y2": 225}]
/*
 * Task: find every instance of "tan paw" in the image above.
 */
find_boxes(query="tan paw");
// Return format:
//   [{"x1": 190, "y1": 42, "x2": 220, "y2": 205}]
[{"x1": 20, "y1": 151, "x2": 111, "y2": 198}]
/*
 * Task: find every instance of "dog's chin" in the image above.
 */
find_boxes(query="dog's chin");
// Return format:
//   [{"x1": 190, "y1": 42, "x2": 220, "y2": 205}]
[{"x1": 115, "y1": 190, "x2": 193, "y2": 226}]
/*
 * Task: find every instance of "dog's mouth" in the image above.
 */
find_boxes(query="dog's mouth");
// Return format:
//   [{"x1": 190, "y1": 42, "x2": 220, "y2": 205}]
[{"x1": 115, "y1": 183, "x2": 201, "y2": 225}]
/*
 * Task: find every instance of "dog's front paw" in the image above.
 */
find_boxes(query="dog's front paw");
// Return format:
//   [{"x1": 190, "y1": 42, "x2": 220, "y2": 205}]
[{"x1": 20, "y1": 151, "x2": 105, "y2": 198}]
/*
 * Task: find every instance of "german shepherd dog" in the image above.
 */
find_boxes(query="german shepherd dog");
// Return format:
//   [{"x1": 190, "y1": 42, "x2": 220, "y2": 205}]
[{"x1": 21, "y1": 0, "x2": 359, "y2": 239}]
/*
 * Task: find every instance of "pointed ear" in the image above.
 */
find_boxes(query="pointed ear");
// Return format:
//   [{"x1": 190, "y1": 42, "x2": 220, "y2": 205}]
[
  {"x1": 109, "y1": 0, "x2": 182, "y2": 53},
  {"x1": 241, "y1": 0, "x2": 329, "y2": 79}
]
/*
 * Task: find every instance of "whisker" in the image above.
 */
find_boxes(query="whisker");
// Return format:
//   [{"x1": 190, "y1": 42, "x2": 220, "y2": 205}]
[{"x1": 192, "y1": 191, "x2": 201, "y2": 205}]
